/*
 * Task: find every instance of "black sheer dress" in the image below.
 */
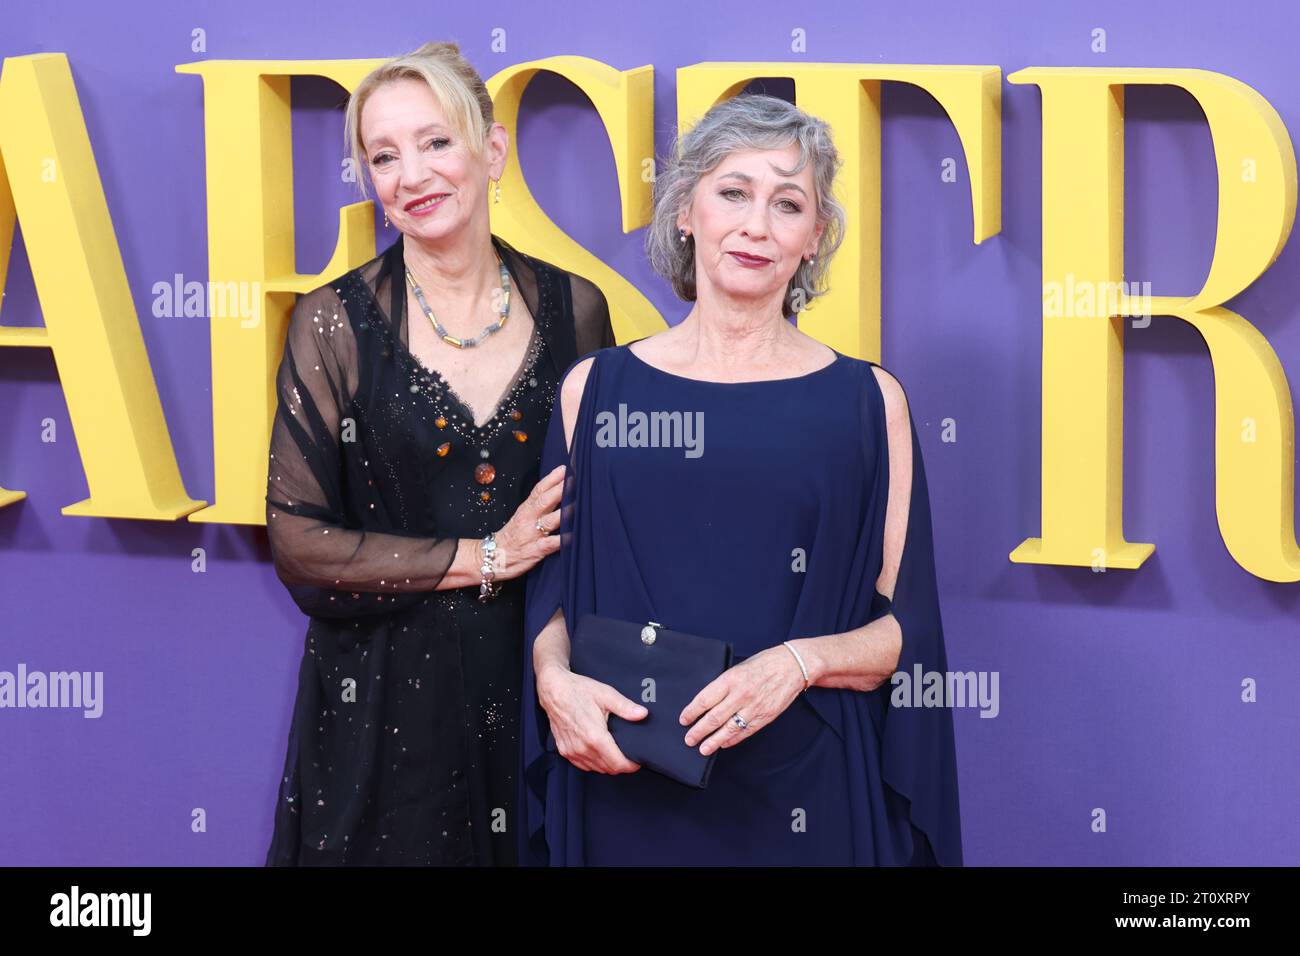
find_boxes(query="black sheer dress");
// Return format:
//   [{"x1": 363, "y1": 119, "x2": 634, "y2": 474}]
[{"x1": 263, "y1": 232, "x2": 614, "y2": 865}]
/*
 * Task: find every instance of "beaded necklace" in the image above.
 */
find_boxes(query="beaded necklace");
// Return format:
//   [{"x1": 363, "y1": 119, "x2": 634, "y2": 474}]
[{"x1": 403, "y1": 255, "x2": 511, "y2": 348}]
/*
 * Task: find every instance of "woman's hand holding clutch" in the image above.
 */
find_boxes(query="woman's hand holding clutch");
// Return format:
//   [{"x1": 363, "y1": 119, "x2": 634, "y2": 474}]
[
  {"x1": 536, "y1": 665, "x2": 648, "y2": 774},
  {"x1": 679, "y1": 644, "x2": 810, "y2": 756}
]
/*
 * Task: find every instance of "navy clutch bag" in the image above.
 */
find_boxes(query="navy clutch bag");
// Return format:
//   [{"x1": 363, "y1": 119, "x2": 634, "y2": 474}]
[{"x1": 568, "y1": 613, "x2": 734, "y2": 789}]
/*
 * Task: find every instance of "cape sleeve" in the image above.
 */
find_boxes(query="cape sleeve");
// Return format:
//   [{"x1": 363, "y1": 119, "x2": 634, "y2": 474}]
[
  {"x1": 264, "y1": 284, "x2": 459, "y2": 620},
  {"x1": 515, "y1": 261, "x2": 612, "y2": 864},
  {"x1": 863, "y1": 360, "x2": 964, "y2": 866},
  {"x1": 518, "y1": 351, "x2": 604, "y2": 866}
]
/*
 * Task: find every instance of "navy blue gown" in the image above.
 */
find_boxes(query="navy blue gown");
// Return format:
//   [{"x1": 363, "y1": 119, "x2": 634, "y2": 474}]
[{"x1": 520, "y1": 342, "x2": 962, "y2": 866}]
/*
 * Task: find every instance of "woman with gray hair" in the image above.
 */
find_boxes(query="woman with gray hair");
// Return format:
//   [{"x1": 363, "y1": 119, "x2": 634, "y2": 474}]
[{"x1": 519, "y1": 93, "x2": 962, "y2": 865}]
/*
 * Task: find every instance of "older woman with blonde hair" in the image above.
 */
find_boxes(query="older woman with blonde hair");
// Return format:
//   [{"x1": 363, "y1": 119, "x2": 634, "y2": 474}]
[
  {"x1": 263, "y1": 40, "x2": 614, "y2": 866},
  {"x1": 520, "y1": 93, "x2": 962, "y2": 865}
]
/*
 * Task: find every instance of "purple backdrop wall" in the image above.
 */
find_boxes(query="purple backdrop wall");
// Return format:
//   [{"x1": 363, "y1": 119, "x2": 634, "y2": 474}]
[{"x1": 2, "y1": 0, "x2": 1298, "y2": 865}]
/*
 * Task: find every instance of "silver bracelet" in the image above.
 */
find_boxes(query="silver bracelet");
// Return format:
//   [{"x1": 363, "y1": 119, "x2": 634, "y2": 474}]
[
  {"x1": 782, "y1": 641, "x2": 810, "y2": 693},
  {"x1": 478, "y1": 533, "x2": 498, "y2": 603}
]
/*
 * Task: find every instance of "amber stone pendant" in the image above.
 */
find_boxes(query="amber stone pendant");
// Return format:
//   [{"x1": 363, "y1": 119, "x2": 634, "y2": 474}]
[
  {"x1": 479, "y1": 490, "x2": 491, "y2": 502},
  {"x1": 475, "y1": 462, "x2": 496, "y2": 485},
  {"x1": 512, "y1": 430, "x2": 528, "y2": 442},
  {"x1": 509, "y1": 409, "x2": 522, "y2": 421},
  {"x1": 436, "y1": 442, "x2": 451, "y2": 456},
  {"x1": 435, "y1": 416, "x2": 447, "y2": 429}
]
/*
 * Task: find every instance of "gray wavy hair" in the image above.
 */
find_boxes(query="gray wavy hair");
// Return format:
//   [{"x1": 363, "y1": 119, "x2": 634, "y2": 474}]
[{"x1": 646, "y1": 94, "x2": 845, "y2": 319}]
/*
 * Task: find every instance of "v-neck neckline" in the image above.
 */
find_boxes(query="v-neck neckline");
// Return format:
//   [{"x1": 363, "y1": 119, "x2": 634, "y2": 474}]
[
  {"x1": 423, "y1": 319, "x2": 541, "y2": 430},
  {"x1": 382, "y1": 233, "x2": 544, "y2": 432}
]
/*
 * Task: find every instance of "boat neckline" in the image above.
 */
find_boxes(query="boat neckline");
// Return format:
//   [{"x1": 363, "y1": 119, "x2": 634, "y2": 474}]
[{"x1": 622, "y1": 342, "x2": 845, "y2": 385}]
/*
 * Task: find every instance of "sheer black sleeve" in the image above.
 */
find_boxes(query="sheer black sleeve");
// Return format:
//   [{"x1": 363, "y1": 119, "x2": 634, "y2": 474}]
[
  {"x1": 265, "y1": 283, "x2": 460, "y2": 620},
  {"x1": 567, "y1": 272, "x2": 616, "y2": 353}
]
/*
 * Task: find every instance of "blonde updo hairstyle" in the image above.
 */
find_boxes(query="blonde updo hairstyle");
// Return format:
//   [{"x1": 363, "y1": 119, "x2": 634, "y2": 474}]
[{"x1": 344, "y1": 40, "x2": 495, "y2": 200}]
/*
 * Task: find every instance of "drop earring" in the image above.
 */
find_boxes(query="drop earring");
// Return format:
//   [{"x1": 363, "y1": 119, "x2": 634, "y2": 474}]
[
  {"x1": 384, "y1": 210, "x2": 390, "y2": 228},
  {"x1": 679, "y1": 228, "x2": 688, "y2": 243},
  {"x1": 493, "y1": 178, "x2": 501, "y2": 204}
]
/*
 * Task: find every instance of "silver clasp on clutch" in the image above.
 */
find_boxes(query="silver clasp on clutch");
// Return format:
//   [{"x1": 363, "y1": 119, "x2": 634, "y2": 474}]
[{"x1": 641, "y1": 621, "x2": 662, "y2": 645}]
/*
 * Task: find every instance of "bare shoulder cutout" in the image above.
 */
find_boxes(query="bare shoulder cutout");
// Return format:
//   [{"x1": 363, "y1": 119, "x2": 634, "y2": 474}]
[{"x1": 872, "y1": 364, "x2": 913, "y2": 601}]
